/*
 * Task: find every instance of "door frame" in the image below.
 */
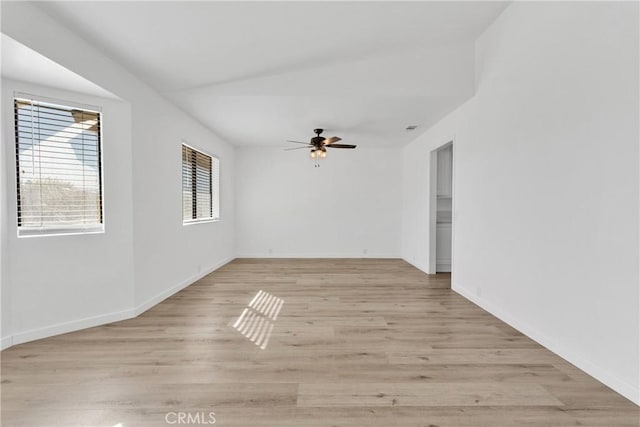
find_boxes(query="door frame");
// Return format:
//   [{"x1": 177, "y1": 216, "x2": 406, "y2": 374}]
[{"x1": 428, "y1": 138, "x2": 455, "y2": 275}]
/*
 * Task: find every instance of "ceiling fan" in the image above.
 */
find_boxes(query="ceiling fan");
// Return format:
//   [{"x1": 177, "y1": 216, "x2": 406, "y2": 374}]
[{"x1": 285, "y1": 129, "x2": 356, "y2": 166}]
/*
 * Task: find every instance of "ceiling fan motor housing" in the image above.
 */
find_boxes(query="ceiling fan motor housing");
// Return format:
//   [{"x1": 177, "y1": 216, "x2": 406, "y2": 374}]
[{"x1": 311, "y1": 128, "x2": 325, "y2": 147}]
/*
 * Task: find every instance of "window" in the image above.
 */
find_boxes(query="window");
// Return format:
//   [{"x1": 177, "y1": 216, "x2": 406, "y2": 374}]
[
  {"x1": 182, "y1": 143, "x2": 219, "y2": 223},
  {"x1": 14, "y1": 97, "x2": 103, "y2": 237}
]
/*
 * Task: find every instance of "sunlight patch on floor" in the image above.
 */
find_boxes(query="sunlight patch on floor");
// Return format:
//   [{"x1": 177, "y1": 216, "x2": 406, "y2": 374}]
[{"x1": 231, "y1": 290, "x2": 284, "y2": 349}]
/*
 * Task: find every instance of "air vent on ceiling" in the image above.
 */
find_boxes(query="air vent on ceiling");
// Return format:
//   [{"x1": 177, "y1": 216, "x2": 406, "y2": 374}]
[{"x1": 405, "y1": 125, "x2": 418, "y2": 131}]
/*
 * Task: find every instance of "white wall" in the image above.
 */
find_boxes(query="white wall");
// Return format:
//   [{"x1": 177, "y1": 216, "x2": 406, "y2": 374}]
[
  {"x1": 237, "y1": 147, "x2": 401, "y2": 258},
  {"x1": 130, "y1": 100, "x2": 235, "y2": 311},
  {"x1": 0, "y1": 79, "x2": 6, "y2": 349},
  {"x1": 402, "y1": 2, "x2": 639, "y2": 403},
  {"x1": 1, "y1": 2, "x2": 236, "y2": 346}
]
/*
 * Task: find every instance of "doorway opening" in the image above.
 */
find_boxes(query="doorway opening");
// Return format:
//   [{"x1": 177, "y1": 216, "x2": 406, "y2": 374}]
[{"x1": 429, "y1": 141, "x2": 453, "y2": 274}]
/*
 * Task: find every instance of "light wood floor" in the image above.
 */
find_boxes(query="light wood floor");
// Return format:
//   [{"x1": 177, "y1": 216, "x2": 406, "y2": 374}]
[{"x1": 1, "y1": 259, "x2": 638, "y2": 426}]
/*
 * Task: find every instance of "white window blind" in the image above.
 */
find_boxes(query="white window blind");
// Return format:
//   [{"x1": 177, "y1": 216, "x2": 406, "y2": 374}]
[
  {"x1": 14, "y1": 97, "x2": 104, "y2": 236},
  {"x1": 182, "y1": 144, "x2": 219, "y2": 223}
]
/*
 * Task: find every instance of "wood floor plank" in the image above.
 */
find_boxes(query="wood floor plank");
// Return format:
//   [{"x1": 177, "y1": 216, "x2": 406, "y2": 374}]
[
  {"x1": 297, "y1": 383, "x2": 564, "y2": 407},
  {"x1": 2, "y1": 259, "x2": 637, "y2": 426}
]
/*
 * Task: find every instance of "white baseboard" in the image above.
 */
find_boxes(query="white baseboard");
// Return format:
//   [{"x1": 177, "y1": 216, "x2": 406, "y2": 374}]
[
  {"x1": 8, "y1": 307, "x2": 134, "y2": 349},
  {"x1": 1, "y1": 335, "x2": 14, "y2": 351},
  {"x1": 436, "y1": 261, "x2": 451, "y2": 272},
  {"x1": 236, "y1": 253, "x2": 400, "y2": 259},
  {"x1": 134, "y1": 256, "x2": 234, "y2": 316},
  {"x1": 1, "y1": 256, "x2": 235, "y2": 351},
  {"x1": 452, "y1": 281, "x2": 640, "y2": 406},
  {"x1": 401, "y1": 257, "x2": 431, "y2": 275}
]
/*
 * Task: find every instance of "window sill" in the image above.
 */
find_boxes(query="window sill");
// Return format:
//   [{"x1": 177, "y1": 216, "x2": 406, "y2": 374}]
[
  {"x1": 18, "y1": 226, "x2": 105, "y2": 238},
  {"x1": 183, "y1": 218, "x2": 220, "y2": 226}
]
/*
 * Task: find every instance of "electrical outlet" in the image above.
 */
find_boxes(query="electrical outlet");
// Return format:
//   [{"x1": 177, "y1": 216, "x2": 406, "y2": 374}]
[
  {"x1": 476, "y1": 287, "x2": 482, "y2": 298},
  {"x1": 268, "y1": 248, "x2": 273, "y2": 255},
  {"x1": 363, "y1": 249, "x2": 368, "y2": 255}
]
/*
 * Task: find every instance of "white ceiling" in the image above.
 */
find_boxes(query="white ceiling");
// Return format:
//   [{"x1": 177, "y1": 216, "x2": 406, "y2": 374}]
[
  {"x1": 36, "y1": 1, "x2": 509, "y2": 147},
  {"x1": 1, "y1": 34, "x2": 118, "y2": 100}
]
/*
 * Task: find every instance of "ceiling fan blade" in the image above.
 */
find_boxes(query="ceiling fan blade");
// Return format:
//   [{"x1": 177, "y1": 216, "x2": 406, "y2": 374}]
[
  {"x1": 284, "y1": 146, "x2": 310, "y2": 151},
  {"x1": 325, "y1": 143, "x2": 356, "y2": 149},
  {"x1": 286, "y1": 140, "x2": 312, "y2": 145},
  {"x1": 323, "y1": 136, "x2": 342, "y2": 145}
]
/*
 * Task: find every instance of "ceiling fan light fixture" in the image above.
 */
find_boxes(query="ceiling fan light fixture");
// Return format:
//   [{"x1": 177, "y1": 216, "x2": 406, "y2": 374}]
[{"x1": 286, "y1": 129, "x2": 356, "y2": 166}]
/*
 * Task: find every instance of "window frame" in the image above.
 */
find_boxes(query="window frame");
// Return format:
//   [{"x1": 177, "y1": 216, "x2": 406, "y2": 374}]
[
  {"x1": 13, "y1": 93, "x2": 105, "y2": 238},
  {"x1": 181, "y1": 142, "x2": 219, "y2": 225}
]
